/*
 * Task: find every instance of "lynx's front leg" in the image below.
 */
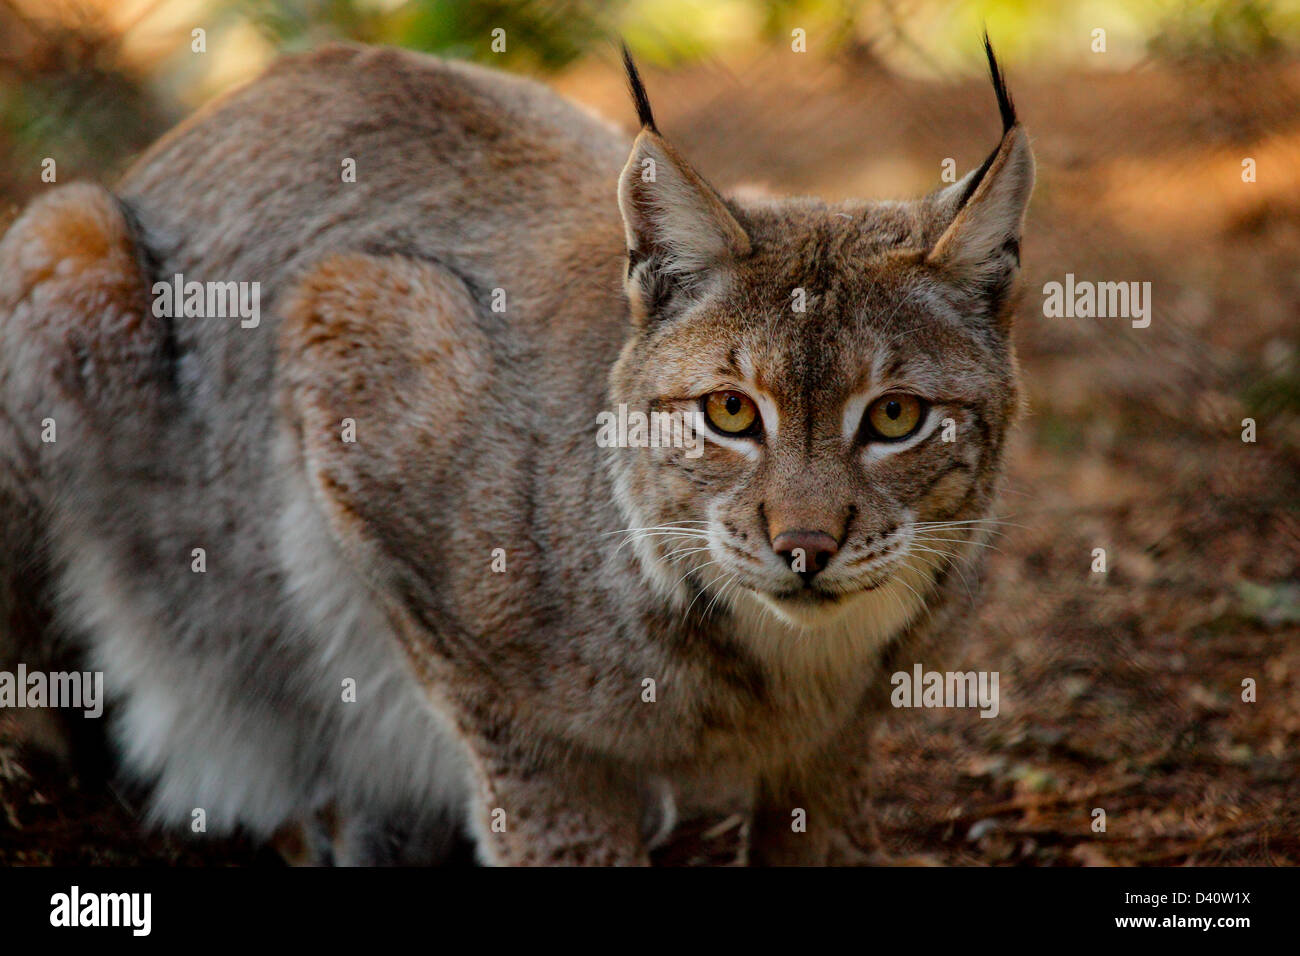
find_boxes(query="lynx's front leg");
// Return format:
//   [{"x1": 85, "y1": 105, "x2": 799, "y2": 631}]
[
  {"x1": 281, "y1": 253, "x2": 649, "y2": 866},
  {"x1": 750, "y1": 716, "x2": 880, "y2": 866},
  {"x1": 462, "y1": 728, "x2": 650, "y2": 866}
]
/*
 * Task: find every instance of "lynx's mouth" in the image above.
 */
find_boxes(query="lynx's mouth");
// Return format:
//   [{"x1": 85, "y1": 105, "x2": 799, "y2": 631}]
[
  {"x1": 768, "y1": 578, "x2": 882, "y2": 604},
  {"x1": 748, "y1": 574, "x2": 899, "y2": 629},
  {"x1": 726, "y1": 541, "x2": 942, "y2": 632},
  {"x1": 771, "y1": 587, "x2": 844, "y2": 603}
]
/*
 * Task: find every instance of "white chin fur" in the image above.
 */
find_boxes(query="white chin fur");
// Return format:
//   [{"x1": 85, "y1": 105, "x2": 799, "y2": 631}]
[
  {"x1": 727, "y1": 569, "x2": 932, "y2": 675},
  {"x1": 753, "y1": 590, "x2": 862, "y2": 628}
]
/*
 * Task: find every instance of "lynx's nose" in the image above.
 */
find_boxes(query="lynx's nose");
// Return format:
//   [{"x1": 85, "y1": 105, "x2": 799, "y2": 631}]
[{"x1": 771, "y1": 530, "x2": 838, "y2": 584}]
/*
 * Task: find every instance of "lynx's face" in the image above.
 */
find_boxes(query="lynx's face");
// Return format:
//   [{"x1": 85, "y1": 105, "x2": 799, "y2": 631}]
[{"x1": 610, "y1": 44, "x2": 1032, "y2": 638}]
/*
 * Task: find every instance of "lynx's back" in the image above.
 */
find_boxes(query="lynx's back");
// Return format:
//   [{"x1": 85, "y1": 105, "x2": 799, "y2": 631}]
[{"x1": 120, "y1": 42, "x2": 631, "y2": 360}]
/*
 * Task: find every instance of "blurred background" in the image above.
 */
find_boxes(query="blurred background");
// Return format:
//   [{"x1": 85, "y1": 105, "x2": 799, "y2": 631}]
[{"x1": 0, "y1": 0, "x2": 1297, "y2": 865}]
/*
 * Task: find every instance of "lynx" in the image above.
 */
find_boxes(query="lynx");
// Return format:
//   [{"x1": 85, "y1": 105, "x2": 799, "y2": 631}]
[{"x1": 0, "y1": 37, "x2": 1032, "y2": 865}]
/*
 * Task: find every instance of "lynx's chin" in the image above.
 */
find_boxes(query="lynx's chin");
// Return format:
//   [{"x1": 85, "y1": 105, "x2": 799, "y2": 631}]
[
  {"x1": 755, "y1": 589, "x2": 857, "y2": 627},
  {"x1": 723, "y1": 577, "x2": 929, "y2": 676},
  {"x1": 743, "y1": 567, "x2": 927, "y2": 635}
]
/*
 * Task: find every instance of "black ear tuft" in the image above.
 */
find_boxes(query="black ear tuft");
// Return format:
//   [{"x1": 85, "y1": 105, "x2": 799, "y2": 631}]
[
  {"x1": 958, "y1": 34, "x2": 1019, "y2": 207},
  {"x1": 621, "y1": 43, "x2": 658, "y2": 133},
  {"x1": 982, "y1": 32, "x2": 1016, "y2": 135}
]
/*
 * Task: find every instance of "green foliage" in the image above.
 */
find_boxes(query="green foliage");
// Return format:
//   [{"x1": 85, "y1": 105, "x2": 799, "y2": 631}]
[
  {"x1": 231, "y1": 0, "x2": 387, "y2": 47},
  {"x1": 0, "y1": 66, "x2": 164, "y2": 189},
  {"x1": 1149, "y1": 0, "x2": 1296, "y2": 61},
  {"x1": 1241, "y1": 361, "x2": 1300, "y2": 418},
  {"x1": 213, "y1": 0, "x2": 1300, "y2": 74},
  {"x1": 232, "y1": 0, "x2": 625, "y2": 69}
]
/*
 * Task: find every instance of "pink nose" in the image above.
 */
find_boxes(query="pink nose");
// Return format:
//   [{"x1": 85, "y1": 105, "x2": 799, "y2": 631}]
[{"x1": 771, "y1": 529, "x2": 838, "y2": 583}]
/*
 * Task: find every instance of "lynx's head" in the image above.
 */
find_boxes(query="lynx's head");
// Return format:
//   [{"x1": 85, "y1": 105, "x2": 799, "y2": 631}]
[{"x1": 608, "y1": 39, "x2": 1032, "y2": 655}]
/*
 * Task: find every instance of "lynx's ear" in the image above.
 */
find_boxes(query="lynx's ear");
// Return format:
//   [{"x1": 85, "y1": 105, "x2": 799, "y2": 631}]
[
  {"x1": 617, "y1": 47, "x2": 749, "y2": 323},
  {"x1": 927, "y1": 36, "x2": 1034, "y2": 315}
]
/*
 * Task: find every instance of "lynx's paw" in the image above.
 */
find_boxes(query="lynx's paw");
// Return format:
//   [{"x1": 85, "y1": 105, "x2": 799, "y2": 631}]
[
  {"x1": 749, "y1": 820, "x2": 877, "y2": 867},
  {"x1": 270, "y1": 804, "x2": 467, "y2": 866},
  {"x1": 750, "y1": 771, "x2": 881, "y2": 866},
  {"x1": 460, "y1": 731, "x2": 651, "y2": 866},
  {"x1": 469, "y1": 771, "x2": 652, "y2": 866}
]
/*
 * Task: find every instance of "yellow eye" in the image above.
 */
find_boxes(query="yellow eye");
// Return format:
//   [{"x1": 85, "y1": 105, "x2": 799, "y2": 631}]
[
  {"x1": 865, "y1": 393, "x2": 925, "y2": 440},
  {"x1": 704, "y1": 390, "x2": 760, "y2": 435}
]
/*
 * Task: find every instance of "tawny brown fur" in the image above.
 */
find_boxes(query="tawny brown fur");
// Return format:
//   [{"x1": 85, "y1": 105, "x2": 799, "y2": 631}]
[{"x1": 0, "y1": 42, "x2": 1032, "y2": 864}]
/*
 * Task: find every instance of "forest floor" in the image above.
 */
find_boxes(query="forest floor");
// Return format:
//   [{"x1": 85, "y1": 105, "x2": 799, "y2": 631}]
[{"x1": 2, "y1": 49, "x2": 1297, "y2": 865}]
